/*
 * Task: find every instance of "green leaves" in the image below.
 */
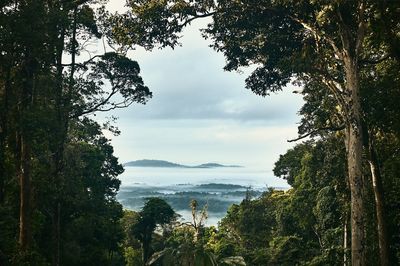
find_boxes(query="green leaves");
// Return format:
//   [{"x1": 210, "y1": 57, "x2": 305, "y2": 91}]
[
  {"x1": 0, "y1": 1, "x2": 152, "y2": 263},
  {"x1": 71, "y1": 52, "x2": 151, "y2": 117},
  {"x1": 141, "y1": 197, "x2": 176, "y2": 226},
  {"x1": 131, "y1": 198, "x2": 175, "y2": 262},
  {"x1": 212, "y1": 138, "x2": 348, "y2": 265},
  {"x1": 110, "y1": 1, "x2": 182, "y2": 50},
  {"x1": 77, "y1": 5, "x2": 102, "y2": 38}
]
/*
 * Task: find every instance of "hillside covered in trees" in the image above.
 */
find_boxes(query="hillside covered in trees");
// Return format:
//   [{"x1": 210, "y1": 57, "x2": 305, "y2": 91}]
[{"x1": 1, "y1": 1, "x2": 400, "y2": 266}]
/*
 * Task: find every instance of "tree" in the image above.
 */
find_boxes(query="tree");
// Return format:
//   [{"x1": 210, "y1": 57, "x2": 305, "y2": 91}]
[
  {"x1": 146, "y1": 199, "x2": 246, "y2": 266},
  {"x1": 132, "y1": 198, "x2": 175, "y2": 264},
  {"x1": 212, "y1": 138, "x2": 348, "y2": 265},
  {"x1": 360, "y1": 57, "x2": 400, "y2": 265},
  {"x1": 0, "y1": 0, "x2": 152, "y2": 264},
  {"x1": 121, "y1": 210, "x2": 144, "y2": 265},
  {"x1": 33, "y1": 117, "x2": 126, "y2": 265},
  {"x1": 111, "y1": 1, "x2": 400, "y2": 264}
]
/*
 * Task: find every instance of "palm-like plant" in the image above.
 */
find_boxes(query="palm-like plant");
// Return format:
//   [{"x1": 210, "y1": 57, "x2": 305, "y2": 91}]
[{"x1": 147, "y1": 200, "x2": 245, "y2": 266}]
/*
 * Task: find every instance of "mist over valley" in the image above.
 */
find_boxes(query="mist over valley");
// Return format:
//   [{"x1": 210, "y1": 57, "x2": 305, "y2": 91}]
[{"x1": 117, "y1": 165, "x2": 289, "y2": 225}]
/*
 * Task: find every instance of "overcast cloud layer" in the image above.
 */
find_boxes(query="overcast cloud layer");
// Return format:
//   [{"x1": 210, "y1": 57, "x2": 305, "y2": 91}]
[{"x1": 100, "y1": 12, "x2": 304, "y2": 169}]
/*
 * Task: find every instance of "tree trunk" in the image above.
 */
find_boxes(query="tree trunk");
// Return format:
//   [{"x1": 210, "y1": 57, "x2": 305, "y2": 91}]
[
  {"x1": 52, "y1": 33, "x2": 64, "y2": 266},
  {"x1": 51, "y1": 4, "x2": 68, "y2": 264},
  {"x1": 56, "y1": 208, "x2": 60, "y2": 265},
  {"x1": 344, "y1": 56, "x2": 366, "y2": 266},
  {"x1": 367, "y1": 140, "x2": 390, "y2": 266},
  {"x1": 0, "y1": 70, "x2": 10, "y2": 204},
  {"x1": 19, "y1": 135, "x2": 32, "y2": 250},
  {"x1": 0, "y1": 121, "x2": 4, "y2": 204},
  {"x1": 18, "y1": 54, "x2": 36, "y2": 250},
  {"x1": 344, "y1": 214, "x2": 348, "y2": 266},
  {"x1": 143, "y1": 237, "x2": 150, "y2": 265}
]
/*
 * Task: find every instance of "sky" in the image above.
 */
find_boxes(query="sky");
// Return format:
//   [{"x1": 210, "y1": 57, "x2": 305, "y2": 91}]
[{"x1": 99, "y1": 2, "x2": 304, "y2": 170}]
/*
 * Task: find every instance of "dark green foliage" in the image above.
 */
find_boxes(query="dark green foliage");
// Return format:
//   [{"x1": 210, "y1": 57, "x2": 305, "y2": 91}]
[
  {"x1": 273, "y1": 142, "x2": 312, "y2": 186},
  {"x1": 132, "y1": 198, "x2": 175, "y2": 263},
  {"x1": 208, "y1": 138, "x2": 347, "y2": 265},
  {"x1": 204, "y1": 132, "x2": 400, "y2": 265},
  {"x1": 0, "y1": 1, "x2": 150, "y2": 265},
  {"x1": 137, "y1": 199, "x2": 246, "y2": 266}
]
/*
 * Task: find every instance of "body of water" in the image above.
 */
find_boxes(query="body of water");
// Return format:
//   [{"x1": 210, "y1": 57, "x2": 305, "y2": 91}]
[{"x1": 117, "y1": 167, "x2": 289, "y2": 225}]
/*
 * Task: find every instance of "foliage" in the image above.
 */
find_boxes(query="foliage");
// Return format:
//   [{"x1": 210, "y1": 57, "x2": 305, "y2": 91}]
[
  {"x1": 207, "y1": 138, "x2": 347, "y2": 265},
  {"x1": 128, "y1": 199, "x2": 247, "y2": 266},
  {"x1": 1, "y1": 1, "x2": 400, "y2": 265},
  {"x1": 132, "y1": 198, "x2": 175, "y2": 263},
  {"x1": 0, "y1": 0, "x2": 150, "y2": 264},
  {"x1": 111, "y1": 2, "x2": 400, "y2": 264}
]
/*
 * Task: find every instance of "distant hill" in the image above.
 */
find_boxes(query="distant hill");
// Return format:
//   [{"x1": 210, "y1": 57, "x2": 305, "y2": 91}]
[
  {"x1": 123, "y1": 159, "x2": 185, "y2": 168},
  {"x1": 196, "y1": 163, "x2": 242, "y2": 168},
  {"x1": 123, "y1": 159, "x2": 242, "y2": 168}
]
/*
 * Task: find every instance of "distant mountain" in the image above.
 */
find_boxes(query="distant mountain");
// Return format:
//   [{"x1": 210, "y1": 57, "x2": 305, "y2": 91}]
[
  {"x1": 123, "y1": 159, "x2": 186, "y2": 168},
  {"x1": 123, "y1": 159, "x2": 242, "y2": 168},
  {"x1": 196, "y1": 163, "x2": 242, "y2": 168}
]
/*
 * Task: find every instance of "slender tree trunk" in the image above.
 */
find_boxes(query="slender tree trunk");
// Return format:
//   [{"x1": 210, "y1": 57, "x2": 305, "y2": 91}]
[
  {"x1": 0, "y1": 120, "x2": 4, "y2": 204},
  {"x1": 19, "y1": 134, "x2": 32, "y2": 250},
  {"x1": 143, "y1": 237, "x2": 150, "y2": 265},
  {"x1": 56, "y1": 203, "x2": 61, "y2": 265},
  {"x1": 52, "y1": 32, "x2": 64, "y2": 266},
  {"x1": 344, "y1": 214, "x2": 348, "y2": 266},
  {"x1": 18, "y1": 54, "x2": 36, "y2": 250},
  {"x1": 367, "y1": 138, "x2": 390, "y2": 266},
  {"x1": 344, "y1": 56, "x2": 366, "y2": 266},
  {"x1": 51, "y1": 7, "x2": 78, "y2": 264},
  {"x1": 0, "y1": 70, "x2": 10, "y2": 204},
  {"x1": 51, "y1": 4, "x2": 69, "y2": 264}
]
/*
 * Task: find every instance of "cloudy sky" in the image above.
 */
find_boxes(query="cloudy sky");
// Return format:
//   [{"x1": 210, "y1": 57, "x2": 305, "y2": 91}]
[{"x1": 100, "y1": 3, "x2": 304, "y2": 169}]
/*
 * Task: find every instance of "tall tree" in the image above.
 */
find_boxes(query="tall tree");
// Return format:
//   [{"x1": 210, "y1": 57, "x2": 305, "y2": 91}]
[
  {"x1": 361, "y1": 58, "x2": 400, "y2": 264},
  {"x1": 132, "y1": 197, "x2": 175, "y2": 264}
]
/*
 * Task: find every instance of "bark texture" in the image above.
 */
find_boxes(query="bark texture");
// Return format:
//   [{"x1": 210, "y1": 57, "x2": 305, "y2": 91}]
[
  {"x1": 344, "y1": 56, "x2": 366, "y2": 266},
  {"x1": 19, "y1": 135, "x2": 32, "y2": 250},
  {"x1": 18, "y1": 55, "x2": 35, "y2": 250},
  {"x1": 344, "y1": 215, "x2": 348, "y2": 266}
]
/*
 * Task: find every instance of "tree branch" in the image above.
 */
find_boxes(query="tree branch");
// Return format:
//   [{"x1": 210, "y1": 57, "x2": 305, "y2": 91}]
[
  {"x1": 179, "y1": 11, "x2": 217, "y2": 28},
  {"x1": 289, "y1": 16, "x2": 343, "y2": 60},
  {"x1": 70, "y1": 85, "x2": 119, "y2": 118},
  {"x1": 288, "y1": 125, "x2": 345, "y2": 142},
  {"x1": 336, "y1": 5, "x2": 351, "y2": 53},
  {"x1": 360, "y1": 54, "x2": 391, "y2": 65},
  {"x1": 62, "y1": 54, "x2": 103, "y2": 68},
  {"x1": 355, "y1": 1, "x2": 366, "y2": 56},
  {"x1": 320, "y1": 77, "x2": 347, "y2": 116}
]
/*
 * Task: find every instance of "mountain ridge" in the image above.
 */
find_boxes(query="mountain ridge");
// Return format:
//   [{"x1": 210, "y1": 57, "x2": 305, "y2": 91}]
[{"x1": 123, "y1": 159, "x2": 242, "y2": 168}]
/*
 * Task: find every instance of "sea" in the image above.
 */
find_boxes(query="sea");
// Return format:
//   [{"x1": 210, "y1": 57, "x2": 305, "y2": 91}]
[{"x1": 117, "y1": 166, "x2": 289, "y2": 226}]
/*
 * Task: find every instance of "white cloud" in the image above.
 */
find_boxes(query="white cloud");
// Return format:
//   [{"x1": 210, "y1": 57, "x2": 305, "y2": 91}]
[
  {"x1": 108, "y1": 119, "x2": 299, "y2": 170},
  {"x1": 96, "y1": 8, "x2": 304, "y2": 170}
]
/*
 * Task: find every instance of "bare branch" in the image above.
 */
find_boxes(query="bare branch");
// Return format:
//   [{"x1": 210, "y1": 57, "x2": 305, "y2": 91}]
[
  {"x1": 288, "y1": 125, "x2": 345, "y2": 142},
  {"x1": 62, "y1": 54, "x2": 103, "y2": 68},
  {"x1": 179, "y1": 11, "x2": 217, "y2": 28},
  {"x1": 70, "y1": 86, "x2": 119, "y2": 118}
]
